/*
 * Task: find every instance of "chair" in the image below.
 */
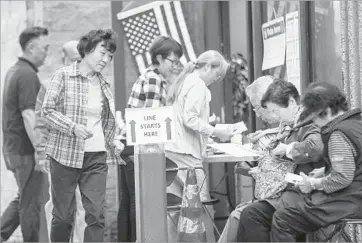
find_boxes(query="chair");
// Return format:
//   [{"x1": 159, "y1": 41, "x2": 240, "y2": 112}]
[
  {"x1": 321, "y1": 219, "x2": 362, "y2": 242},
  {"x1": 165, "y1": 164, "x2": 222, "y2": 238}
]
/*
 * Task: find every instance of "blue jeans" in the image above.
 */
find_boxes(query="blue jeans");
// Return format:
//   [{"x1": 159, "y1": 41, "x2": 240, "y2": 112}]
[{"x1": 50, "y1": 152, "x2": 108, "y2": 242}]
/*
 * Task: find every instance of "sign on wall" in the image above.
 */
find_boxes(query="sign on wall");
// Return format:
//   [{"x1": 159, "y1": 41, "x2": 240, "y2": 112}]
[
  {"x1": 261, "y1": 16, "x2": 286, "y2": 70},
  {"x1": 285, "y1": 11, "x2": 301, "y2": 92},
  {"x1": 125, "y1": 106, "x2": 176, "y2": 145}
]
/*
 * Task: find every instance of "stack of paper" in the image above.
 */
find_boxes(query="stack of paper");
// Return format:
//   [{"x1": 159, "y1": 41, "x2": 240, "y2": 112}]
[
  {"x1": 215, "y1": 121, "x2": 248, "y2": 134},
  {"x1": 207, "y1": 143, "x2": 262, "y2": 158}
]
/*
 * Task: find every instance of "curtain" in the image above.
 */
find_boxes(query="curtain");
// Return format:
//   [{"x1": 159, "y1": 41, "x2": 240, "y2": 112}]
[
  {"x1": 341, "y1": 0, "x2": 362, "y2": 109},
  {"x1": 340, "y1": 2, "x2": 362, "y2": 241}
]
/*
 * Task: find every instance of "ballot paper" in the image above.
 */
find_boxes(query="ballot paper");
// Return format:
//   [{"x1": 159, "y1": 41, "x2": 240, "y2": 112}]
[
  {"x1": 207, "y1": 143, "x2": 262, "y2": 158},
  {"x1": 215, "y1": 121, "x2": 248, "y2": 134},
  {"x1": 285, "y1": 172, "x2": 303, "y2": 184}
]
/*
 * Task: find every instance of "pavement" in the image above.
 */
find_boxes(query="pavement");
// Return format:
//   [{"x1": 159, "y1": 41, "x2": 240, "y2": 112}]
[{"x1": 1, "y1": 157, "x2": 23, "y2": 242}]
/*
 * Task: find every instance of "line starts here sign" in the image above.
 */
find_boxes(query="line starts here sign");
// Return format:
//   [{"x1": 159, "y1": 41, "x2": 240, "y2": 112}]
[{"x1": 125, "y1": 106, "x2": 176, "y2": 145}]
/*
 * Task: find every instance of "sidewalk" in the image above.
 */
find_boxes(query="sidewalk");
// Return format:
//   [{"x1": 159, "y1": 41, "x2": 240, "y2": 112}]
[
  {"x1": 0, "y1": 157, "x2": 23, "y2": 242},
  {"x1": 0, "y1": 157, "x2": 119, "y2": 242}
]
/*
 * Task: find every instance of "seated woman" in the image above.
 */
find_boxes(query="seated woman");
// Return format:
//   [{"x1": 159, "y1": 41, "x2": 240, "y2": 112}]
[
  {"x1": 165, "y1": 50, "x2": 233, "y2": 242},
  {"x1": 270, "y1": 82, "x2": 362, "y2": 242},
  {"x1": 236, "y1": 78, "x2": 325, "y2": 242},
  {"x1": 219, "y1": 75, "x2": 297, "y2": 243}
]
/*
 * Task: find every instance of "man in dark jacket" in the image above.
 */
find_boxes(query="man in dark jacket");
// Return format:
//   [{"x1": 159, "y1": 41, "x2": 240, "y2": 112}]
[
  {"x1": 237, "y1": 78, "x2": 325, "y2": 242},
  {"x1": 270, "y1": 82, "x2": 362, "y2": 242}
]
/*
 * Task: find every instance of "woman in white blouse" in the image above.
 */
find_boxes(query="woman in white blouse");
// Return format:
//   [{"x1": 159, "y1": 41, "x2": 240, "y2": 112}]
[{"x1": 165, "y1": 50, "x2": 232, "y2": 242}]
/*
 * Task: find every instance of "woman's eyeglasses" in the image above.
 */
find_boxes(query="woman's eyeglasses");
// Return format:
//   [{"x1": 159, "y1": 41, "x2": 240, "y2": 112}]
[{"x1": 166, "y1": 58, "x2": 181, "y2": 67}]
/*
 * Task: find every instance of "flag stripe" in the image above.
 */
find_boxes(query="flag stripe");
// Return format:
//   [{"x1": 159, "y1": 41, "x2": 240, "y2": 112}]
[
  {"x1": 142, "y1": 55, "x2": 148, "y2": 68},
  {"x1": 163, "y1": 2, "x2": 180, "y2": 41},
  {"x1": 146, "y1": 52, "x2": 152, "y2": 65},
  {"x1": 170, "y1": 2, "x2": 190, "y2": 62},
  {"x1": 154, "y1": 6, "x2": 168, "y2": 36},
  {"x1": 173, "y1": 1, "x2": 197, "y2": 61},
  {"x1": 160, "y1": 5, "x2": 171, "y2": 36},
  {"x1": 136, "y1": 54, "x2": 146, "y2": 74},
  {"x1": 162, "y1": 2, "x2": 187, "y2": 64},
  {"x1": 117, "y1": 1, "x2": 165, "y2": 20}
]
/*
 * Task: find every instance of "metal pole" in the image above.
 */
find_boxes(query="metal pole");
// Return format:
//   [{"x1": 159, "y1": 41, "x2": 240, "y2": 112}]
[{"x1": 134, "y1": 144, "x2": 168, "y2": 242}]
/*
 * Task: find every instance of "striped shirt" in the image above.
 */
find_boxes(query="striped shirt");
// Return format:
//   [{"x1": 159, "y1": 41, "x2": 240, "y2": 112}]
[
  {"x1": 42, "y1": 61, "x2": 124, "y2": 168},
  {"x1": 127, "y1": 66, "x2": 167, "y2": 108},
  {"x1": 320, "y1": 130, "x2": 356, "y2": 193}
]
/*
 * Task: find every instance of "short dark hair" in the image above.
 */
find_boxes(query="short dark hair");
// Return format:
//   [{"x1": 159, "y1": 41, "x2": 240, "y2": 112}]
[
  {"x1": 299, "y1": 82, "x2": 348, "y2": 121},
  {"x1": 77, "y1": 29, "x2": 118, "y2": 58},
  {"x1": 260, "y1": 78, "x2": 300, "y2": 108},
  {"x1": 19, "y1": 26, "x2": 48, "y2": 51},
  {"x1": 149, "y1": 36, "x2": 183, "y2": 65}
]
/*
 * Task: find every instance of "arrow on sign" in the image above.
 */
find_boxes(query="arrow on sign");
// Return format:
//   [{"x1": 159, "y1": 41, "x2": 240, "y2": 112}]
[
  {"x1": 129, "y1": 120, "x2": 136, "y2": 143},
  {"x1": 165, "y1": 117, "x2": 172, "y2": 140}
]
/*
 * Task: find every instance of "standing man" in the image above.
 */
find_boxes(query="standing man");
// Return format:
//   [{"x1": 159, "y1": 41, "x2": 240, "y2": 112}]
[
  {"x1": 34, "y1": 40, "x2": 86, "y2": 242},
  {"x1": 1, "y1": 26, "x2": 49, "y2": 242},
  {"x1": 42, "y1": 29, "x2": 123, "y2": 243}
]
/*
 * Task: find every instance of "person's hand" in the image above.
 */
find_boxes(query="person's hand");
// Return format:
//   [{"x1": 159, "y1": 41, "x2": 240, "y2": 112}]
[
  {"x1": 247, "y1": 130, "x2": 266, "y2": 143},
  {"x1": 74, "y1": 124, "x2": 93, "y2": 139},
  {"x1": 248, "y1": 166, "x2": 261, "y2": 176},
  {"x1": 271, "y1": 143, "x2": 288, "y2": 157},
  {"x1": 37, "y1": 160, "x2": 50, "y2": 173},
  {"x1": 113, "y1": 139, "x2": 125, "y2": 154},
  {"x1": 213, "y1": 128, "x2": 233, "y2": 142},
  {"x1": 296, "y1": 172, "x2": 313, "y2": 194},
  {"x1": 309, "y1": 167, "x2": 325, "y2": 178},
  {"x1": 209, "y1": 113, "x2": 221, "y2": 125}
]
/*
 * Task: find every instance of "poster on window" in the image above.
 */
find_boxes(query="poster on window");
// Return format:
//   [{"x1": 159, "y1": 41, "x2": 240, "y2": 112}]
[
  {"x1": 261, "y1": 16, "x2": 286, "y2": 71},
  {"x1": 285, "y1": 11, "x2": 301, "y2": 92}
]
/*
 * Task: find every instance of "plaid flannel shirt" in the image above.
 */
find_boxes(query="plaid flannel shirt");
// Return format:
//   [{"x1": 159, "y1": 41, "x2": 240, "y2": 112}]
[
  {"x1": 127, "y1": 66, "x2": 167, "y2": 108},
  {"x1": 42, "y1": 61, "x2": 124, "y2": 168}
]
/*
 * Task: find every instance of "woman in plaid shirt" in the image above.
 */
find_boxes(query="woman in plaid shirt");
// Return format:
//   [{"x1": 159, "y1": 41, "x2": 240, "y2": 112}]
[
  {"x1": 119, "y1": 36, "x2": 183, "y2": 242},
  {"x1": 42, "y1": 29, "x2": 122, "y2": 242}
]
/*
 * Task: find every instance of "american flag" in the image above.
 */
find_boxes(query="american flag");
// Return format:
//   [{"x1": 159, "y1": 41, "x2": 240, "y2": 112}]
[{"x1": 117, "y1": 1, "x2": 196, "y2": 74}]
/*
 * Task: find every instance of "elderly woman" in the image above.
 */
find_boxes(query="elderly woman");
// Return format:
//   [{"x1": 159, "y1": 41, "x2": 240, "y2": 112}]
[
  {"x1": 219, "y1": 76, "x2": 308, "y2": 242},
  {"x1": 236, "y1": 78, "x2": 325, "y2": 242},
  {"x1": 270, "y1": 82, "x2": 362, "y2": 242},
  {"x1": 42, "y1": 29, "x2": 122, "y2": 242},
  {"x1": 218, "y1": 76, "x2": 276, "y2": 242}
]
